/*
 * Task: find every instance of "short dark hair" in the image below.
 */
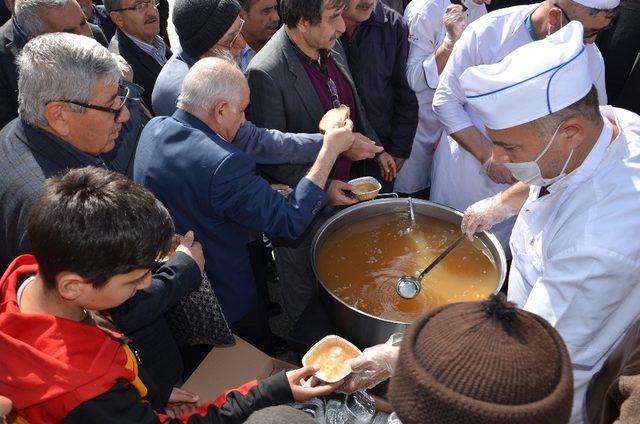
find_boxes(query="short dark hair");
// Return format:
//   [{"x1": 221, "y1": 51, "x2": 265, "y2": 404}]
[
  {"x1": 238, "y1": 0, "x2": 257, "y2": 12},
  {"x1": 27, "y1": 167, "x2": 175, "y2": 289},
  {"x1": 280, "y1": 0, "x2": 347, "y2": 28}
]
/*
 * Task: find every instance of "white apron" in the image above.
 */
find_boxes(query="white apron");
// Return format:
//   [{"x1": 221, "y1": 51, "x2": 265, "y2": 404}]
[{"x1": 509, "y1": 108, "x2": 640, "y2": 423}]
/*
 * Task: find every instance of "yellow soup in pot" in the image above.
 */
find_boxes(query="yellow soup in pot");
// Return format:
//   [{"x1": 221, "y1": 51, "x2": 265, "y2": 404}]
[{"x1": 316, "y1": 214, "x2": 499, "y2": 322}]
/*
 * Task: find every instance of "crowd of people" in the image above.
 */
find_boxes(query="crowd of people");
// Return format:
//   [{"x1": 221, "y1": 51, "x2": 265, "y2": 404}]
[{"x1": 0, "y1": 0, "x2": 639, "y2": 423}]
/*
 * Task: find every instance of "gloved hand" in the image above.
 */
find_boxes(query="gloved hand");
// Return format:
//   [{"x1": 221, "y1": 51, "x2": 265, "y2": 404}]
[
  {"x1": 337, "y1": 334, "x2": 402, "y2": 394},
  {"x1": 443, "y1": 4, "x2": 466, "y2": 47},
  {"x1": 461, "y1": 192, "x2": 519, "y2": 241}
]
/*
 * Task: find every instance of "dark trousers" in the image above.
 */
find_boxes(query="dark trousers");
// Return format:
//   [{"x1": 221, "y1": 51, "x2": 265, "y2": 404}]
[{"x1": 230, "y1": 301, "x2": 274, "y2": 355}]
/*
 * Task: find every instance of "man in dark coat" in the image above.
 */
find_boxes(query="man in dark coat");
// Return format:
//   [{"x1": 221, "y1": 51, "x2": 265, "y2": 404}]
[{"x1": 105, "y1": 0, "x2": 171, "y2": 112}]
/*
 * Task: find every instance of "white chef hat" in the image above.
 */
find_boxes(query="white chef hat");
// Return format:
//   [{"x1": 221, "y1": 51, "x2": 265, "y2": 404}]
[
  {"x1": 460, "y1": 21, "x2": 592, "y2": 130},
  {"x1": 572, "y1": 0, "x2": 619, "y2": 9}
]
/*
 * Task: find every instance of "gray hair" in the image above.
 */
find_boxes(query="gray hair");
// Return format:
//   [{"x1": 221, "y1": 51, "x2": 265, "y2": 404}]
[
  {"x1": 530, "y1": 85, "x2": 602, "y2": 139},
  {"x1": 177, "y1": 57, "x2": 246, "y2": 114},
  {"x1": 14, "y1": 0, "x2": 73, "y2": 38},
  {"x1": 17, "y1": 33, "x2": 120, "y2": 127}
]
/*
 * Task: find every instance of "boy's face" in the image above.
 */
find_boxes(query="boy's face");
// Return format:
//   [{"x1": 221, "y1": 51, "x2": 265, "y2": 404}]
[{"x1": 75, "y1": 268, "x2": 153, "y2": 311}]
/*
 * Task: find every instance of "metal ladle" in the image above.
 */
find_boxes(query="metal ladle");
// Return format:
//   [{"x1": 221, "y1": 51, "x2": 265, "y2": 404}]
[{"x1": 396, "y1": 233, "x2": 467, "y2": 299}]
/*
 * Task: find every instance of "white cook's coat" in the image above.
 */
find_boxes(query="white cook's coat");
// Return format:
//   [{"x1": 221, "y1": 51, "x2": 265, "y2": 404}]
[
  {"x1": 509, "y1": 107, "x2": 640, "y2": 423},
  {"x1": 431, "y1": 2, "x2": 608, "y2": 252},
  {"x1": 394, "y1": 0, "x2": 486, "y2": 194}
]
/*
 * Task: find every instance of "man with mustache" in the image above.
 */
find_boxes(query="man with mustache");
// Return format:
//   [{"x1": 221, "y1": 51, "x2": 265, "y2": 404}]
[
  {"x1": 238, "y1": 0, "x2": 280, "y2": 71},
  {"x1": 245, "y1": 0, "x2": 388, "y2": 320},
  {"x1": 340, "y1": 0, "x2": 418, "y2": 193},
  {"x1": 104, "y1": 0, "x2": 171, "y2": 112}
]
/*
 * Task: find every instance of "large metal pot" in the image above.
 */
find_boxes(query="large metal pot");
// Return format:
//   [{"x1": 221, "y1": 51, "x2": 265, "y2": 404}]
[{"x1": 311, "y1": 198, "x2": 507, "y2": 347}]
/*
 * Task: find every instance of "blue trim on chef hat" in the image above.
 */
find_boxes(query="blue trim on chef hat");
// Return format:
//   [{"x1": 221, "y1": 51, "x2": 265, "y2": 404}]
[{"x1": 465, "y1": 45, "x2": 586, "y2": 114}]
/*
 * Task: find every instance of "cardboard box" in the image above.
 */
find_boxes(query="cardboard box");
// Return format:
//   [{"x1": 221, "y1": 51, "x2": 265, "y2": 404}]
[
  {"x1": 181, "y1": 336, "x2": 295, "y2": 401},
  {"x1": 181, "y1": 335, "x2": 394, "y2": 414}
]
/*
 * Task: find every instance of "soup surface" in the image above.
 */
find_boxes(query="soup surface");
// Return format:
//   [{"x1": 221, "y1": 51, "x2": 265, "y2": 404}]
[
  {"x1": 316, "y1": 213, "x2": 499, "y2": 322},
  {"x1": 352, "y1": 182, "x2": 379, "y2": 195},
  {"x1": 305, "y1": 337, "x2": 360, "y2": 382}
]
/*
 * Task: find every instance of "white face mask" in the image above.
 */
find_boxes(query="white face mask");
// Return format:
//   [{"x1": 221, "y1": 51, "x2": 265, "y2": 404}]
[{"x1": 502, "y1": 123, "x2": 574, "y2": 187}]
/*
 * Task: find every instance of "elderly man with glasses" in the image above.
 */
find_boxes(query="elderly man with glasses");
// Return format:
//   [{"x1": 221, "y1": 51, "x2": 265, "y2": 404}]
[
  {"x1": 151, "y1": 0, "x2": 246, "y2": 117},
  {"x1": 0, "y1": 32, "x2": 207, "y2": 408},
  {"x1": 104, "y1": 0, "x2": 171, "y2": 112}
]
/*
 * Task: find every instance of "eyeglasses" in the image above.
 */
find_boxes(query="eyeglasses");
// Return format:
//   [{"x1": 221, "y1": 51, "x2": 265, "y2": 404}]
[
  {"x1": 49, "y1": 86, "x2": 131, "y2": 121},
  {"x1": 215, "y1": 19, "x2": 245, "y2": 49},
  {"x1": 327, "y1": 78, "x2": 341, "y2": 108},
  {"x1": 111, "y1": 0, "x2": 159, "y2": 13},
  {"x1": 554, "y1": 6, "x2": 614, "y2": 39}
]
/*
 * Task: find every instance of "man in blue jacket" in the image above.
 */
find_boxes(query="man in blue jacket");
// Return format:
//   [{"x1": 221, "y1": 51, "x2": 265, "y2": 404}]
[{"x1": 134, "y1": 57, "x2": 358, "y2": 353}]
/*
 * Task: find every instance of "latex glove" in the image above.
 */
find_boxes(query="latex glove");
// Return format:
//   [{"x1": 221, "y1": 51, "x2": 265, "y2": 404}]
[
  {"x1": 443, "y1": 4, "x2": 466, "y2": 46},
  {"x1": 327, "y1": 180, "x2": 359, "y2": 206},
  {"x1": 461, "y1": 192, "x2": 519, "y2": 241},
  {"x1": 344, "y1": 133, "x2": 384, "y2": 161},
  {"x1": 337, "y1": 333, "x2": 402, "y2": 394},
  {"x1": 375, "y1": 152, "x2": 398, "y2": 182}
]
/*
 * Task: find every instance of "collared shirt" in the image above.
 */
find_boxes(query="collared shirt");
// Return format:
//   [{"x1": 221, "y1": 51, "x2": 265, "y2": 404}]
[
  {"x1": 124, "y1": 32, "x2": 168, "y2": 66},
  {"x1": 88, "y1": 6, "x2": 102, "y2": 26},
  {"x1": 239, "y1": 44, "x2": 257, "y2": 72},
  {"x1": 11, "y1": 18, "x2": 28, "y2": 50},
  {"x1": 509, "y1": 106, "x2": 640, "y2": 422}
]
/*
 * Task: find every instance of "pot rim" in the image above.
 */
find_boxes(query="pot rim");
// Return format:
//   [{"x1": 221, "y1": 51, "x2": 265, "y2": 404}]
[{"x1": 311, "y1": 198, "x2": 507, "y2": 325}]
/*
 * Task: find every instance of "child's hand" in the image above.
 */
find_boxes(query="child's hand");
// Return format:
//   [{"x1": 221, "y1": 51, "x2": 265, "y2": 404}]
[
  {"x1": 286, "y1": 365, "x2": 339, "y2": 402},
  {"x1": 0, "y1": 395, "x2": 12, "y2": 417},
  {"x1": 165, "y1": 387, "x2": 201, "y2": 418},
  {"x1": 175, "y1": 230, "x2": 205, "y2": 273}
]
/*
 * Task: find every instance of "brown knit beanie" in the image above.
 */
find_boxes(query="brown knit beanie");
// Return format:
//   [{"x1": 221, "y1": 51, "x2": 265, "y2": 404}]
[{"x1": 388, "y1": 294, "x2": 573, "y2": 424}]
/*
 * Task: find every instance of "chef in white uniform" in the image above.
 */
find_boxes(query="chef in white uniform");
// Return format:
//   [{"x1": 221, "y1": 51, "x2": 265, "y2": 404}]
[
  {"x1": 394, "y1": 0, "x2": 489, "y2": 196},
  {"x1": 460, "y1": 22, "x2": 640, "y2": 423},
  {"x1": 431, "y1": 0, "x2": 615, "y2": 252}
]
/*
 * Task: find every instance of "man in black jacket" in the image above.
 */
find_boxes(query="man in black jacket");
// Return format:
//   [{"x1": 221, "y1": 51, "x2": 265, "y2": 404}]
[
  {"x1": 340, "y1": 0, "x2": 418, "y2": 191},
  {"x1": 0, "y1": 32, "x2": 201, "y2": 407},
  {"x1": 105, "y1": 0, "x2": 171, "y2": 112}
]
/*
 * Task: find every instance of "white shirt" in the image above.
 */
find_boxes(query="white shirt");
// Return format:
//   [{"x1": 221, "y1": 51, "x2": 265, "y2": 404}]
[
  {"x1": 394, "y1": 0, "x2": 486, "y2": 193},
  {"x1": 509, "y1": 106, "x2": 640, "y2": 423},
  {"x1": 427, "y1": 2, "x2": 607, "y2": 253},
  {"x1": 433, "y1": 2, "x2": 607, "y2": 135}
]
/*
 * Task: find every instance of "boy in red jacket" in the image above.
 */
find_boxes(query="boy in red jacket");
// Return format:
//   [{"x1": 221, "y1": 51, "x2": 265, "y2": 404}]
[{"x1": 0, "y1": 167, "x2": 335, "y2": 423}]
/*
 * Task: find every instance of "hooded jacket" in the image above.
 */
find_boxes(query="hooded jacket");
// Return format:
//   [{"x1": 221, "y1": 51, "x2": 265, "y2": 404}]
[{"x1": 0, "y1": 255, "x2": 294, "y2": 423}]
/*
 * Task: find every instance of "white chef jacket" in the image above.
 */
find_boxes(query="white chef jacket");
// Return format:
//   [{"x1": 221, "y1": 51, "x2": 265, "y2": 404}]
[
  {"x1": 394, "y1": 0, "x2": 486, "y2": 194},
  {"x1": 509, "y1": 107, "x2": 640, "y2": 423},
  {"x1": 429, "y1": 2, "x2": 608, "y2": 251}
]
